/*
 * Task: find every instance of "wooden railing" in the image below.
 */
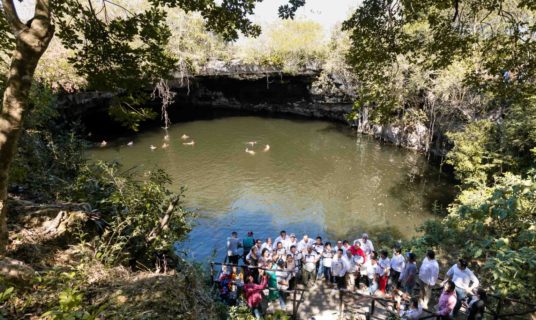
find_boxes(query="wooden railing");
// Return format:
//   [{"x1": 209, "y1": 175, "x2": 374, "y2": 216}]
[{"x1": 340, "y1": 282, "x2": 536, "y2": 320}]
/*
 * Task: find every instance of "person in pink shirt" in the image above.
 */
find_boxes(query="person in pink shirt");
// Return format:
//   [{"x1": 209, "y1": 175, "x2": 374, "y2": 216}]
[
  {"x1": 243, "y1": 269, "x2": 268, "y2": 319},
  {"x1": 434, "y1": 280, "x2": 457, "y2": 319}
]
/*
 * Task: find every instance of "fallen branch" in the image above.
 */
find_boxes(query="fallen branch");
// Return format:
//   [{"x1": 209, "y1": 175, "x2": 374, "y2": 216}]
[{"x1": 146, "y1": 195, "x2": 181, "y2": 243}]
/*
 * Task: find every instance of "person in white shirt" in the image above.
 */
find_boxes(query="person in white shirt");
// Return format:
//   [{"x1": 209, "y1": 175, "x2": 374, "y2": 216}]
[
  {"x1": 301, "y1": 246, "x2": 319, "y2": 287},
  {"x1": 261, "y1": 238, "x2": 273, "y2": 255},
  {"x1": 390, "y1": 247, "x2": 406, "y2": 290},
  {"x1": 289, "y1": 245, "x2": 302, "y2": 278},
  {"x1": 418, "y1": 250, "x2": 439, "y2": 309},
  {"x1": 273, "y1": 230, "x2": 290, "y2": 250},
  {"x1": 273, "y1": 241, "x2": 287, "y2": 263},
  {"x1": 358, "y1": 233, "x2": 374, "y2": 258},
  {"x1": 322, "y1": 242, "x2": 334, "y2": 285},
  {"x1": 378, "y1": 250, "x2": 391, "y2": 293},
  {"x1": 343, "y1": 250, "x2": 359, "y2": 291},
  {"x1": 444, "y1": 259, "x2": 480, "y2": 317},
  {"x1": 331, "y1": 249, "x2": 346, "y2": 289},
  {"x1": 366, "y1": 254, "x2": 381, "y2": 295},
  {"x1": 313, "y1": 236, "x2": 324, "y2": 279},
  {"x1": 288, "y1": 233, "x2": 298, "y2": 250},
  {"x1": 259, "y1": 247, "x2": 273, "y2": 266},
  {"x1": 297, "y1": 235, "x2": 313, "y2": 253},
  {"x1": 226, "y1": 231, "x2": 242, "y2": 264}
]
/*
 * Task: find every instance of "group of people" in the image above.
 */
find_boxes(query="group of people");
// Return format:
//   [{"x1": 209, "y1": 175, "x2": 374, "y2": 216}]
[{"x1": 222, "y1": 230, "x2": 487, "y2": 319}]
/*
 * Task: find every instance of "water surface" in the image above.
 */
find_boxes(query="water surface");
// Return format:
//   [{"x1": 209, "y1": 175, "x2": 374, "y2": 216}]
[{"x1": 90, "y1": 116, "x2": 453, "y2": 261}]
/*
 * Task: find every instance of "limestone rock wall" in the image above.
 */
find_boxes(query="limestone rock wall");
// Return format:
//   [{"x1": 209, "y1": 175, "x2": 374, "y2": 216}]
[{"x1": 57, "y1": 67, "x2": 434, "y2": 153}]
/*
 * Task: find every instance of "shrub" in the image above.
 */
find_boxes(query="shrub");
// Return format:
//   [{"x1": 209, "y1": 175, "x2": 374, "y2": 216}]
[{"x1": 70, "y1": 161, "x2": 192, "y2": 267}]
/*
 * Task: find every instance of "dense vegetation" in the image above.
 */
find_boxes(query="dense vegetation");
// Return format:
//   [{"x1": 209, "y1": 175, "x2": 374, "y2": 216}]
[
  {"x1": 341, "y1": 0, "x2": 536, "y2": 303},
  {"x1": 0, "y1": 0, "x2": 535, "y2": 318}
]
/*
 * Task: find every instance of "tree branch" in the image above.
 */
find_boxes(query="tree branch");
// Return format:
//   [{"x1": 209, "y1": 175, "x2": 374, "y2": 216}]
[
  {"x1": 452, "y1": 0, "x2": 459, "y2": 22},
  {"x1": 34, "y1": 0, "x2": 51, "y2": 21},
  {"x1": 146, "y1": 195, "x2": 181, "y2": 243},
  {"x1": 1, "y1": 0, "x2": 26, "y2": 32}
]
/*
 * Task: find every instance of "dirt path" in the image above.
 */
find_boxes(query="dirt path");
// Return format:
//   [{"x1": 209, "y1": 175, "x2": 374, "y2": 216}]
[{"x1": 267, "y1": 280, "x2": 396, "y2": 320}]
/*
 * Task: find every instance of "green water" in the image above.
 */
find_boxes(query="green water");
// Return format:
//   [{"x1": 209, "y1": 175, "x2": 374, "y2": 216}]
[{"x1": 90, "y1": 116, "x2": 454, "y2": 260}]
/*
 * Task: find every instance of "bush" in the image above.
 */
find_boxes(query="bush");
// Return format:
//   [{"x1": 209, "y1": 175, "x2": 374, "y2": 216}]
[
  {"x1": 411, "y1": 173, "x2": 536, "y2": 300},
  {"x1": 70, "y1": 161, "x2": 192, "y2": 266},
  {"x1": 10, "y1": 83, "x2": 88, "y2": 201}
]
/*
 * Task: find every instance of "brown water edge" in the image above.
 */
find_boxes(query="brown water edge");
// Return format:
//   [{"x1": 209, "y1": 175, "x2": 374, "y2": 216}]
[{"x1": 89, "y1": 115, "x2": 456, "y2": 261}]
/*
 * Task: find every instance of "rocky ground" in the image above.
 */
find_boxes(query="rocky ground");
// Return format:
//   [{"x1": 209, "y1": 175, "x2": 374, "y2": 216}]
[{"x1": 1, "y1": 197, "x2": 223, "y2": 320}]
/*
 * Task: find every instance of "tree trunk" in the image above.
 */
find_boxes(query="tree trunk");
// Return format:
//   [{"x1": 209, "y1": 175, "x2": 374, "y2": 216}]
[{"x1": 0, "y1": 0, "x2": 54, "y2": 255}]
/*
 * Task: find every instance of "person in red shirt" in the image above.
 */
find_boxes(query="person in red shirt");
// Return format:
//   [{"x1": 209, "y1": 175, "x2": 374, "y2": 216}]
[
  {"x1": 348, "y1": 241, "x2": 367, "y2": 288},
  {"x1": 243, "y1": 269, "x2": 268, "y2": 319}
]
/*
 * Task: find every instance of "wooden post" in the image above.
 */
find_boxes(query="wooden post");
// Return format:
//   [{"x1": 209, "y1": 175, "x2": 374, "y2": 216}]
[
  {"x1": 210, "y1": 262, "x2": 215, "y2": 285},
  {"x1": 494, "y1": 297, "x2": 503, "y2": 320},
  {"x1": 292, "y1": 289, "x2": 297, "y2": 320}
]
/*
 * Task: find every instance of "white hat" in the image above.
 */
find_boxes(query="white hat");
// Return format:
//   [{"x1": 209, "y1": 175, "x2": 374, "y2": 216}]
[{"x1": 362, "y1": 233, "x2": 369, "y2": 238}]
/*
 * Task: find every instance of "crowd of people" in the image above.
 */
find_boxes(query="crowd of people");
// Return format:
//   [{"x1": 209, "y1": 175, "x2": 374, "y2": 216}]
[{"x1": 221, "y1": 230, "x2": 486, "y2": 320}]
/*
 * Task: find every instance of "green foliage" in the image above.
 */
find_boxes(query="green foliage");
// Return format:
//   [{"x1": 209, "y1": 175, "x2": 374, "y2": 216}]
[
  {"x1": 413, "y1": 174, "x2": 536, "y2": 299},
  {"x1": 446, "y1": 120, "x2": 497, "y2": 185},
  {"x1": 228, "y1": 305, "x2": 256, "y2": 320},
  {"x1": 237, "y1": 19, "x2": 326, "y2": 73},
  {"x1": 70, "y1": 161, "x2": 191, "y2": 266},
  {"x1": 34, "y1": 269, "x2": 106, "y2": 320},
  {"x1": 10, "y1": 83, "x2": 88, "y2": 201},
  {"x1": 166, "y1": 9, "x2": 234, "y2": 75},
  {"x1": 108, "y1": 95, "x2": 158, "y2": 131},
  {"x1": 0, "y1": 287, "x2": 14, "y2": 304}
]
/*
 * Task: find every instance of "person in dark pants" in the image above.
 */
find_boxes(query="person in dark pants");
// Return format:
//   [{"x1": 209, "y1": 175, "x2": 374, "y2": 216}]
[
  {"x1": 322, "y1": 242, "x2": 334, "y2": 285},
  {"x1": 331, "y1": 249, "x2": 346, "y2": 290},
  {"x1": 227, "y1": 231, "x2": 242, "y2": 265},
  {"x1": 242, "y1": 231, "x2": 255, "y2": 263},
  {"x1": 467, "y1": 288, "x2": 487, "y2": 320},
  {"x1": 389, "y1": 247, "x2": 405, "y2": 291}
]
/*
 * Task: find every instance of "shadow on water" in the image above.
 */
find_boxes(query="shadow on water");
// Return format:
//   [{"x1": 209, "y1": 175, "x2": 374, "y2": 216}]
[{"x1": 386, "y1": 159, "x2": 457, "y2": 215}]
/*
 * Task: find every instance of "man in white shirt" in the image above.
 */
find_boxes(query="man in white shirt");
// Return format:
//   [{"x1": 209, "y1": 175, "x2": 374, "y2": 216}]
[
  {"x1": 331, "y1": 249, "x2": 347, "y2": 290},
  {"x1": 390, "y1": 247, "x2": 406, "y2": 290},
  {"x1": 273, "y1": 230, "x2": 290, "y2": 251},
  {"x1": 444, "y1": 259, "x2": 480, "y2": 317},
  {"x1": 358, "y1": 233, "x2": 374, "y2": 259},
  {"x1": 226, "y1": 231, "x2": 242, "y2": 264},
  {"x1": 273, "y1": 241, "x2": 287, "y2": 263},
  {"x1": 297, "y1": 235, "x2": 313, "y2": 253},
  {"x1": 418, "y1": 250, "x2": 439, "y2": 309},
  {"x1": 289, "y1": 245, "x2": 302, "y2": 277},
  {"x1": 366, "y1": 255, "x2": 381, "y2": 295},
  {"x1": 288, "y1": 233, "x2": 298, "y2": 250},
  {"x1": 301, "y1": 246, "x2": 319, "y2": 288},
  {"x1": 342, "y1": 250, "x2": 358, "y2": 291},
  {"x1": 261, "y1": 237, "x2": 273, "y2": 254}
]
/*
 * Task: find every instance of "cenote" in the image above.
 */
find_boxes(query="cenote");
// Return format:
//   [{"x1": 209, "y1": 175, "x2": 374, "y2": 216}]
[{"x1": 90, "y1": 115, "x2": 455, "y2": 261}]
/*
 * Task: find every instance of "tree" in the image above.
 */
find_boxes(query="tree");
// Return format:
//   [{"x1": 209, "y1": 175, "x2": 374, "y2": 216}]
[
  {"x1": 0, "y1": 0, "x2": 304, "y2": 254},
  {"x1": 341, "y1": 0, "x2": 536, "y2": 128}
]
